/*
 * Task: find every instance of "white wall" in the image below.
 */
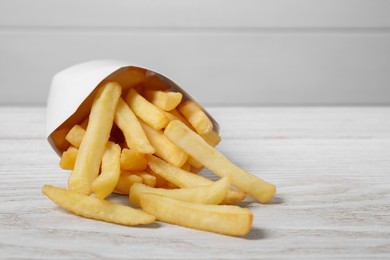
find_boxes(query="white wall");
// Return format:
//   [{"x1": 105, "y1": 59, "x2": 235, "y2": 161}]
[{"x1": 1, "y1": 0, "x2": 390, "y2": 105}]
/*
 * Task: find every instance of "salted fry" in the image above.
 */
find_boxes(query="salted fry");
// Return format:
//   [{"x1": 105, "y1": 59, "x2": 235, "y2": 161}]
[
  {"x1": 141, "y1": 121, "x2": 188, "y2": 167},
  {"x1": 91, "y1": 142, "x2": 121, "y2": 199},
  {"x1": 178, "y1": 100, "x2": 213, "y2": 135},
  {"x1": 59, "y1": 146, "x2": 78, "y2": 170},
  {"x1": 126, "y1": 88, "x2": 169, "y2": 130},
  {"x1": 115, "y1": 98, "x2": 155, "y2": 154},
  {"x1": 200, "y1": 129, "x2": 221, "y2": 147},
  {"x1": 136, "y1": 173, "x2": 156, "y2": 187},
  {"x1": 130, "y1": 175, "x2": 230, "y2": 207},
  {"x1": 68, "y1": 82, "x2": 122, "y2": 195},
  {"x1": 187, "y1": 156, "x2": 203, "y2": 169},
  {"x1": 114, "y1": 174, "x2": 143, "y2": 195},
  {"x1": 65, "y1": 124, "x2": 85, "y2": 148},
  {"x1": 147, "y1": 155, "x2": 246, "y2": 205},
  {"x1": 120, "y1": 148, "x2": 148, "y2": 171},
  {"x1": 42, "y1": 185, "x2": 155, "y2": 225},
  {"x1": 144, "y1": 90, "x2": 183, "y2": 111},
  {"x1": 140, "y1": 193, "x2": 252, "y2": 236},
  {"x1": 164, "y1": 120, "x2": 276, "y2": 203}
]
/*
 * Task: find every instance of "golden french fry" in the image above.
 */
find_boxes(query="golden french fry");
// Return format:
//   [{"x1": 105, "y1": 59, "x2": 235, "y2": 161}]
[
  {"x1": 130, "y1": 175, "x2": 230, "y2": 207},
  {"x1": 65, "y1": 124, "x2": 85, "y2": 148},
  {"x1": 113, "y1": 68, "x2": 146, "y2": 90},
  {"x1": 164, "y1": 120, "x2": 276, "y2": 204},
  {"x1": 91, "y1": 142, "x2": 121, "y2": 199},
  {"x1": 200, "y1": 129, "x2": 221, "y2": 147},
  {"x1": 114, "y1": 174, "x2": 143, "y2": 195},
  {"x1": 59, "y1": 146, "x2": 78, "y2": 170},
  {"x1": 144, "y1": 90, "x2": 183, "y2": 111},
  {"x1": 178, "y1": 100, "x2": 213, "y2": 135},
  {"x1": 114, "y1": 98, "x2": 155, "y2": 154},
  {"x1": 140, "y1": 193, "x2": 252, "y2": 236},
  {"x1": 145, "y1": 167, "x2": 169, "y2": 188},
  {"x1": 136, "y1": 173, "x2": 156, "y2": 188},
  {"x1": 147, "y1": 155, "x2": 246, "y2": 205},
  {"x1": 126, "y1": 88, "x2": 169, "y2": 130},
  {"x1": 120, "y1": 148, "x2": 148, "y2": 171},
  {"x1": 187, "y1": 156, "x2": 203, "y2": 169},
  {"x1": 163, "y1": 109, "x2": 195, "y2": 130},
  {"x1": 141, "y1": 121, "x2": 188, "y2": 167},
  {"x1": 68, "y1": 82, "x2": 122, "y2": 195},
  {"x1": 42, "y1": 185, "x2": 155, "y2": 225}
]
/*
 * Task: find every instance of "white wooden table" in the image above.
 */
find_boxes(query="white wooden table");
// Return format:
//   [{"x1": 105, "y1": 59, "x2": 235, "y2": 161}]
[{"x1": 1, "y1": 106, "x2": 389, "y2": 259}]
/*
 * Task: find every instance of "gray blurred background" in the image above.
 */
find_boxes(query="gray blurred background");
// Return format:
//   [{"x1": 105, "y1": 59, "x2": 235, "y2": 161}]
[{"x1": 1, "y1": 0, "x2": 389, "y2": 106}]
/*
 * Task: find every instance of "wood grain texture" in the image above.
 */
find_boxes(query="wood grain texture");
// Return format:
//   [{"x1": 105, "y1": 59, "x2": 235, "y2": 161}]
[{"x1": 0, "y1": 106, "x2": 389, "y2": 258}]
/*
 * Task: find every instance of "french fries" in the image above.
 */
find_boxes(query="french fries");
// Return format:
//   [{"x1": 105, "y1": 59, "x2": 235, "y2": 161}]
[
  {"x1": 146, "y1": 155, "x2": 246, "y2": 205},
  {"x1": 120, "y1": 148, "x2": 148, "y2": 171},
  {"x1": 59, "y1": 146, "x2": 78, "y2": 170},
  {"x1": 91, "y1": 142, "x2": 121, "y2": 199},
  {"x1": 178, "y1": 100, "x2": 213, "y2": 135},
  {"x1": 126, "y1": 88, "x2": 169, "y2": 130},
  {"x1": 140, "y1": 193, "x2": 253, "y2": 236},
  {"x1": 42, "y1": 185, "x2": 155, "y2": 225},
  {"x1": 45, "y1": 70, "x2": 277, "y2": 236},
  {"x1": 140, "y1": 120, "x2": 188, "y2": 168},
  {"x1": 68, "y1": 82, "x2": 121, "y2": 195},
  {"x1": 114, "y1": 98, "x2": 155, "y2": 154},
  {"x1": 130, "y1": 175, "x2": 230, "y2": 207},
  {"x1": 164, "y1": 120, "x2": 276, "y2": 204},
  {"x1": 144, "y1": 90, "x2": 183, "y2": 111},
  {"x1": 65, "y1": 125, "x2": 85, "y2": 148}
]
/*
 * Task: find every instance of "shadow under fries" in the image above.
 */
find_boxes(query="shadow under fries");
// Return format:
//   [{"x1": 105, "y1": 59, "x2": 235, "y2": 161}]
[
  {"x1": 243, "y1": 227, "x2": 268, "y2": 240},
  {"x1": 237, "y1": 195, "x2": 284, "y2": 208}
]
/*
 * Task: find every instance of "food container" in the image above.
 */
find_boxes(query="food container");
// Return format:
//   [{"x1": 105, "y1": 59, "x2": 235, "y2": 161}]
[{"x1": 46, "y1": 60, "x2": 219, "y2": 155}]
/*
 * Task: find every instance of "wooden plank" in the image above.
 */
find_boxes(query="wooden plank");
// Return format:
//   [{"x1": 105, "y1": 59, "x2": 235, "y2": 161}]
[
  {"x1": 1, "y1": 0, "x2": 390, "y2": 29},
  {"x1": 1, "y1": 33, "x2": 390, "y2": 105}
]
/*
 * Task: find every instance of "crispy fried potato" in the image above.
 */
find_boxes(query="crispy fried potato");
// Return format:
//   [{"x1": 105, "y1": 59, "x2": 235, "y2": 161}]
[
  {"x1": 60, "y1": 146, "x2": 78, "y2": 170},
  {"x1": 200, "y1": 129, "x2": 221, "y2": 147},
  {"x1": 115, "y1": 98, "x2": 155, "y2": 154},
  {"x1": 141, "y1": 121, "x2": 188, "y2": 167},
  {"x1": 178, "y1": 100, "x2": 213, "y2": 135},
  {"x1": 136, "y1": 173, "x2": 156, "y2": 188},
  {"x1": 126, "y1": 88, "x2": 169, "y2": 130},
  {"x1": 91, "y1": 142, "x2": 121, "y2": 199},
  {"x1": 68, "y1": 82, "x2": 122, "y2": 195},
  {"x1": 140, "y1": 193, "x2": 252, "y2": 236},
  {"x1": 144, "y1": 90, "x2": 182, "y2": 111},
  {"x1": 164, "y1": 120, "x2": 276, "y2": 204},
  {"x1": 114, "y1": 174, "x2": 143, "y2": 195},
  {"x1": 120, "y1": 148, "x2": 148, "y2": 171},
  {"x1": 146, "y1": 155, "x2": 246, "y2": 205},
  {"x1": 130, "y1": 175, "x2": 230, "y2": 207},
  {"x1": 42, "y1": 185, "x2": 155, "y2": 225},
  {"x1": 65, "y1": 124, "x2": 85, "y2": 148}
]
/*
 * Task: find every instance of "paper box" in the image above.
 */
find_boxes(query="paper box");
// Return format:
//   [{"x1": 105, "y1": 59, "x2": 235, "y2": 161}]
[{"x1": 46, "y1": 60, "x2": 219, "y2": 155}]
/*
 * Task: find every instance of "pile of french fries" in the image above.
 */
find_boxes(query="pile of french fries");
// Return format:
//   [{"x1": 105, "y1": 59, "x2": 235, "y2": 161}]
[{"x1": 43, "y1": 71, "x2": 276, "y2": 236}]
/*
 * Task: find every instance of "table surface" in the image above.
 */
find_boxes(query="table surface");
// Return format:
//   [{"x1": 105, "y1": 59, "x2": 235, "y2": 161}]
[{"x1": 1, "y1": 106, "x2": 389, "y2": 259}]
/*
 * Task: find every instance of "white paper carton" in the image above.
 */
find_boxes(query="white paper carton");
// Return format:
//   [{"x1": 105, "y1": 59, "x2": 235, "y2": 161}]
[{"x1": 46, "y1": 60, "x2": 219, "y2": 155}]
